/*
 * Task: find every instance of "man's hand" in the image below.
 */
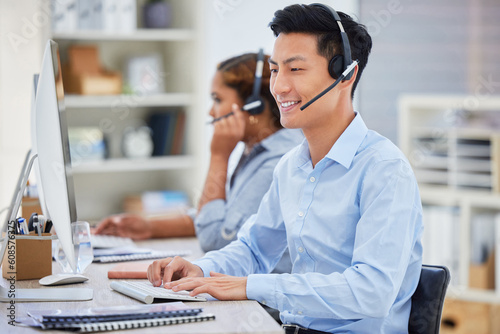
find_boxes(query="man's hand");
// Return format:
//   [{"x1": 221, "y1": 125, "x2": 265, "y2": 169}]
[
  {"x1": 166, "y1": 271, "x2": 248, "y2": 301},
  {"x1": 94, "y1": 214, "x2": 152, "y2": 240},
  {"x1": 147, "y1": 256, "x2": 204, "y2": 287}
]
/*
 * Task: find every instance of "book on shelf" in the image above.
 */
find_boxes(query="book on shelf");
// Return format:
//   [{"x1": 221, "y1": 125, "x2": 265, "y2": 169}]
[
  {"x1": 19, "y1": 302, "x2": 215, "y2": 332},
  {"x1": 149, "y1": 111, "x2": 186, "y2": 156},
  {"x1": 171, "y1": 111, "x2": 186, "y2": 155}
]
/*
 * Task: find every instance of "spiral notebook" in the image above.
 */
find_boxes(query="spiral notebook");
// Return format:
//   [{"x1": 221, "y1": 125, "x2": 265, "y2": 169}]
[
  {"x1": 93, "y1": 249, "x2": 192, "y2": 263},
  {"x1": 22, "y1": 302, "x2": 215, "y2": 332}
]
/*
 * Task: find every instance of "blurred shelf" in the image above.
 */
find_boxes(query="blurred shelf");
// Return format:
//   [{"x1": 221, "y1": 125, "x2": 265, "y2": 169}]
[
  {"x1": 447, "y1": 286, "x2": 500, "y2": 304},
  {"x1": 419, "y1": 185, "x2": 500, "y2": 208},
  {"x1": 412, "y1": 126, "x2": 500, "y2": 140},
  {"x1": 64, "y1": 93, "x2": 193, "y2": 109},
  {"x1": 52, "y1": 29, "x2": 194, "y2": 41},
  {"x1": 72, "y1": 155, "x2": 194, "y2": 174}
]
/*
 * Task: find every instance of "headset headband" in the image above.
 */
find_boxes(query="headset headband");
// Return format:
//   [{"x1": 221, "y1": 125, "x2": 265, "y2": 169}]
[
  {"x1": 311, "y1": 3, "x2": 353, "y2": 80},
  {"x1": 251, "y1": 48, "x2": 264, "y2": 101},
  {"x1": 244, "y1": 48, "x2": 265, "y2": 115}
]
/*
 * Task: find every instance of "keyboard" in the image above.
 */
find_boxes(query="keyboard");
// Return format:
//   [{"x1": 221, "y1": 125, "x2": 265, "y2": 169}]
[
  {"x1": 91, "y1": 235, "x2": 135, "y2": 249},
  {"x1": 93, "y1": 250, "x2": 192, "y2": 263},
  {"x1": 110, "y1": 280, "x2": 207, "y2": 304}
]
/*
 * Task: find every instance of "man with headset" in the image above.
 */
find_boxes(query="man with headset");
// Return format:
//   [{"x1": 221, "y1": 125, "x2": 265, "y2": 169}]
[{"x1": 148, "y1": 4, "x2": 423, "y2": 333}]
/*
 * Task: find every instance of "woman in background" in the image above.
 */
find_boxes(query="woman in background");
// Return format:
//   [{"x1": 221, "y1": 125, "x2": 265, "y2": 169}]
[{"x1": 95, "y1": 52, "x2": 303, "y2": 274}]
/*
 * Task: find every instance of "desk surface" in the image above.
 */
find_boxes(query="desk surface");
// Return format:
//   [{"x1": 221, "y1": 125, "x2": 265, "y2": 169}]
[{"x1": 0, "y1": 237, "x2": 283, "y2": 334}]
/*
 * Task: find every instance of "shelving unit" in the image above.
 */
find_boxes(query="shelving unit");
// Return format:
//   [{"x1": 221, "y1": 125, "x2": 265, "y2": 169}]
[
  {"x1": 64, "y1": 93, "x2": 193, "y2": 109},
  {"x1": 399, "y1": 94, "x2": 500, "y2": 305},
  {"x1": 43, "y1": 0, "x2": 204, "y2": 221},
  {"x1": 52, "y1": 29, "x2": 195, "y2": 41},
  {"x1": 71, "y1": 155, "x2": 195, "y2": 174}
]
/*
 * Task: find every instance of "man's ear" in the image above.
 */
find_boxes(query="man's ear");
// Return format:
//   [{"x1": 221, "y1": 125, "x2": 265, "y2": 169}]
[
  {"x1": 339, "y1": 64, "x2": 358, "y2": 90},
  {"x1": 345, "y1": 64, "x2": 358, "y2": 84}
]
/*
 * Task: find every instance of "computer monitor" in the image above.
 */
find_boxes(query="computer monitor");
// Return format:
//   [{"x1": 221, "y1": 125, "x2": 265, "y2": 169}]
[
  {"x1": 0, "y1": 41, "x2": 75, "y2": 258},
  {"x1": 34, "y1": 39, "x2": 77, "y2": 272},
  {"x1": 0, "y1": 40, "x2": 92, "y2": 302}
]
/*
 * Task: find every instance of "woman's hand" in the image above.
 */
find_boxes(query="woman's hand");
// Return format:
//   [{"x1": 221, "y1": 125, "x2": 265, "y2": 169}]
[
  {"x1": 210, "y1": 104, "x2": 246, "y2": 158},
  {"x1": 95, "y1": 214, "x2": 153, "y2": 240}
]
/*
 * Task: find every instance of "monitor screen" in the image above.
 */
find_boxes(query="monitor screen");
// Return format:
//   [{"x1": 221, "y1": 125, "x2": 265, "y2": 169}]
[{"x1": 33, "y1": 40, "x2": 77, "y2": 271}]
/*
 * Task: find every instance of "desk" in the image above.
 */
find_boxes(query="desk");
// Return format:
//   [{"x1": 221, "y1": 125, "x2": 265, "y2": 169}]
[{"x1": 0, "y1": 237, "x2": 283, "y2": 334}]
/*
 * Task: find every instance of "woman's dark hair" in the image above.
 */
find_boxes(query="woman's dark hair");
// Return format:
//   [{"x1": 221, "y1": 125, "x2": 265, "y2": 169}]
[
  {"x1": 217, "y1": 53, "x2": 282, "y2": 129},
  {"x1": 269, "y1": 4, "x2": 372, "y2": 99}
]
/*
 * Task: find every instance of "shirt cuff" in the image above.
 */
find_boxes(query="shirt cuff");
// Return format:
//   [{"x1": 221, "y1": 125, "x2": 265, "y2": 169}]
[
  {"x1": 186, "y1": 207, "x2": 197, "y2": 220},
  {"x1": 194, "y1": 199, "x2": 226, "y2": 229},
  {"x1": 246, "y1": 274, "x2": 278, "y2": 309},
  {"x1": 192, "y1": 257, "x2": 218, "y2": 278}
]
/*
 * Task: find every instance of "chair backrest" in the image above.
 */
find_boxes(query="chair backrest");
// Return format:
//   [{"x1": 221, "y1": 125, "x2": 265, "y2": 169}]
[{"x1": 408, "y1": 265, "x2": 450, "y2": 334}]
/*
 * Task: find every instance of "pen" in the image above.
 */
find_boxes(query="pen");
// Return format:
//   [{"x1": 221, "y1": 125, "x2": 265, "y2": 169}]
[
  {"x1": 17, "y1": 217, "x2": 28, "y2": 235},
  {"x1": 16, "y1": 218, "x2": 23, "y2": 235},
  {"x1": 14, "y1": 219, "x2": 20, "y2": 235},
  {"x1": 38, "y1": 215, "x2": 46, "y2": 236},
  {"x1": 29, "y1": 212, "x2": 37, "y2": 232},
  {"x1": 44, "y1": 220, "x2": 53, "y2": 233}
]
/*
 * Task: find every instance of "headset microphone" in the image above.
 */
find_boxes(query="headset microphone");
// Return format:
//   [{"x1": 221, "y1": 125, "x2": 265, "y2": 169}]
[{"x1": 300, "y1": 60, "x2": 358, "y2": 111}]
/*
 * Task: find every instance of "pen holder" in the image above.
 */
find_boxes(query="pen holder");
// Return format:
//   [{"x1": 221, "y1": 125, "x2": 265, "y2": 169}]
[{"x1": 2, "y1": 232, "x2": 54, "y2": 280}]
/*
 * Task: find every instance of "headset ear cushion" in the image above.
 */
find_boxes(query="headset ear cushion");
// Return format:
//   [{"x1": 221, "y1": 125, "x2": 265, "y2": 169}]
[
  {"x1": 329, "y1": 55, "x2": 344, "y2": 79},
  {"x1": 245, "y1": 97, "x2": 265, "y2": 115}
]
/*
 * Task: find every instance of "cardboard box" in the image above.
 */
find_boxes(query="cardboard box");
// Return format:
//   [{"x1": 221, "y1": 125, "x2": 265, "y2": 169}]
[
  {"x1": 63, "y1": 69, "x2": 122, "y2": 95},
  {"x1": 469, "y1": 251, "x2": 495, "y2": 290},
  {"x1": 441, "y1": 299, "x2": 496, "y2": 334},
  {"x1": 2, "y1": 232, "x2": 52, "y2": 280},
  {"x1": 62, "y1": 45, "x2": 122, "y2": 95}
]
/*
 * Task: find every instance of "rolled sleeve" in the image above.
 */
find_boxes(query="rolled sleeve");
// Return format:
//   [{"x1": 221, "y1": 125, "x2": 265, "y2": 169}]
[
  {"x1": 194, "y1": 199, "x2": 228, "y2": 252},
  {"x1": 246, "y1": 274, "x2": 278, "y2": 308},
  {"x1": 195, "y1": 199, "x2": 226, "y2": 229}
]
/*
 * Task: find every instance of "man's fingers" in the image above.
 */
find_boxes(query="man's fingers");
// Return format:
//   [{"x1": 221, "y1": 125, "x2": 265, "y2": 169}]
[
  {"x1": 189, "y1": 285, "x2": 211, "y2": 297},
  {"x1": 162, "y1": 256, "x2": 185, "y2": 284},
  {"x1": 148, "y1": 258, "x2": 173, "y2": 286},
  {"x1": 169, "y1": 278, "x2": 203, "y2": 292}
]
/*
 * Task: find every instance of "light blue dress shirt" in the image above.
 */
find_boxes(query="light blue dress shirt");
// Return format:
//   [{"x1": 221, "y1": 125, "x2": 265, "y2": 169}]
[
  {"x1": 194, "y1": 128, "x2": 304, "y2": 273},
  {"x1": 194, "y1": 113, "x2": 423, "y2": 333}
]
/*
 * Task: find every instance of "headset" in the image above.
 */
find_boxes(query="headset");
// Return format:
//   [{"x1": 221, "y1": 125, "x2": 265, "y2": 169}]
[
  {"x1": 300, "y1": 3, "x2": 358, "y2": 111},
  {"x1": 243, "y1": 48, "x2": 265, "y2": 115},
  {"x1": 209, "y1": 49, "x2": 266, "y2": 124}
]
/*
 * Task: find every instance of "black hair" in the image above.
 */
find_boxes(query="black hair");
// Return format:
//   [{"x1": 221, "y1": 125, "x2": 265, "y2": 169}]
[{"x1": 269, "y1": 4, "x2": 372, "y2": 99}]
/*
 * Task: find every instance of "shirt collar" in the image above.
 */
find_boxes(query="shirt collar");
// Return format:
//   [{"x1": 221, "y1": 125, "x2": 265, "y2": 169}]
[
  {"x1": 257, "y1": 128, "x2": 303, "y2": 155},
  {"x1": 295, "y1": 112, "x2": 368, "y2": 170}
]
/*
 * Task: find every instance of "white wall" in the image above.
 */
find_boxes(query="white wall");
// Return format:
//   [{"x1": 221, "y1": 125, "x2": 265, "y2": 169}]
[
  {"x1": 198, "y1": 0, "x2": 359, "y2": 170},
  {"x1": 0, "y1": 0, "x2": 45, "y2": 216}
]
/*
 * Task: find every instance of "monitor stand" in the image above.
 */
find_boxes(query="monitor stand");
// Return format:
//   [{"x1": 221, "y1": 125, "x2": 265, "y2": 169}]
[
  {"x1": 0, "y1": 286, "x2": 93, "y2": 302},
  {"x1": 0, "y1": 151, "x2": 93, "y2": 302}
]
